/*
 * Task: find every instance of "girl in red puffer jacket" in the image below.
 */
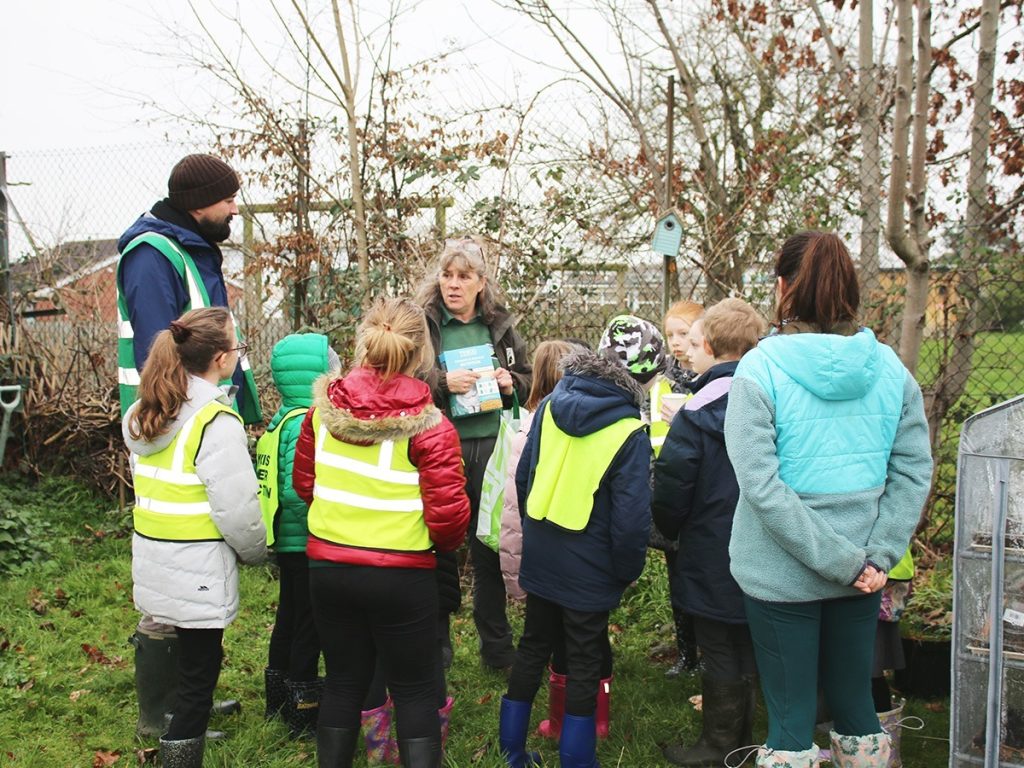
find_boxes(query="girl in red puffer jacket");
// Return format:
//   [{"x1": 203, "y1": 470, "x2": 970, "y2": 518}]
[{"x1": 293, "y1": 297, "x2": 470, "y2": 767}]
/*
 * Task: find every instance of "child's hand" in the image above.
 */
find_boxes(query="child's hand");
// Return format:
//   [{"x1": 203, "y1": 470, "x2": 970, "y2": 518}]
[
  {"x1": 446, "y1": 369, "x2": 480, "y2": 394},
  {"x1": 853, "y1": 564, "x2": 887, "y2": 594}
]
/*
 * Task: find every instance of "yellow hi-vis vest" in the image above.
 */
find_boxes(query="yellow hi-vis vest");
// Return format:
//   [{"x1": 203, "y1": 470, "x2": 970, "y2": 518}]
[
  {"x1": 132, "y1": 401, "x2": 241, "y2": 541},
  {"x1": 649, "y1": 376, "x2": 674, "y2": 457},
  {"x1": 889, "y1": 548, "x2": 915, "y2": 581},
  {"x1": 255, "y1": 406, "x2": 308, "y2": 547},
  {"x1": 306, "y1": 410, "x2": 431, "y2": 552},
  {"x1": 526, "y1": 405, "x2": 645, "y2": 531}
]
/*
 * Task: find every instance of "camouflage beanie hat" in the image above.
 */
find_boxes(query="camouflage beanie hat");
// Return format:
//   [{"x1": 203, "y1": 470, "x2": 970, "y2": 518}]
[{"x1": 597, "y1": 314, "x2": 667, "y2": 384}]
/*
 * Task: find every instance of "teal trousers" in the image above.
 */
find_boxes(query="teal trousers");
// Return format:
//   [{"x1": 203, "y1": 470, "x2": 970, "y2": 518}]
[{"x1": 744, "y1": 592, "x2": 882, "y2": 751}]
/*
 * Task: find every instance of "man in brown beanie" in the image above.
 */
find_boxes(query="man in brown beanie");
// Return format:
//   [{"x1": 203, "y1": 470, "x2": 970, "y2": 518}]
[
  {"x1": 115, "y1": 154, "x2": 261, "y2": 745},
  {"x1": 115, "y1": 153, "x2": 259, "y2": 423}
]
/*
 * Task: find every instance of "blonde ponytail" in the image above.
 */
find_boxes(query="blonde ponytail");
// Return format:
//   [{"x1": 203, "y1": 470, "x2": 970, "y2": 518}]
[{"x1": 355, "y1": 298, "x2": 430, "y2": 379}]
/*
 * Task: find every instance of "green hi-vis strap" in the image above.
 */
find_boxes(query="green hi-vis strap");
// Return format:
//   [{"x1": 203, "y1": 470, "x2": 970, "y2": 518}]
[
  {"x1": 889, "y1": 547, "x2": 915, "y2": 581},
  {"x1": 509, "y1": 389, "x2": 521, "y2": 420},
  {"x1": 526, "y1": 404, "x2": 644, "y2": 531},
  {"x1": 116, "y1": 232, "x2": 262, "y2": 424},
  {"x1": 255, "y1": 407, "x2": 308, "y2": 547}
]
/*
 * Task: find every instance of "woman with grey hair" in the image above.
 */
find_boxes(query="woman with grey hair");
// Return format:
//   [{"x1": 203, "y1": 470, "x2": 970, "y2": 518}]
[{"x1": 415, "y1": 236, "x2": 532, "y2": 675}]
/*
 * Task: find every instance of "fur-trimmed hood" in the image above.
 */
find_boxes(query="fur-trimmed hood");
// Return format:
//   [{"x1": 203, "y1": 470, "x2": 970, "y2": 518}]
[
  {"x1": 545, "y1": 349, "x2": 646, "y2": 438},
  {"x1": 561, "y1": 349, "x2": 646, "y2": 408},
  {"x1": 312, "y1": 366, "x2": 442, "y2": 444}
]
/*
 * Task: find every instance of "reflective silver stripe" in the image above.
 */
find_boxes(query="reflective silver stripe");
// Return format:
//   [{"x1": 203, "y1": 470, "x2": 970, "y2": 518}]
[
  {"x1": 651, "y1": 435, "x2": 666, "y2": 447},
  {"x1": 314, "y1": 427, "x2": 420, "y2": 485},
  {"x1": 134, "y1": 496, "x2": 213, "y2": 515},
  {"x1": 313, "y1": 483, "x2": 423, "y2": 512},
  {"x1": 132, "y1": 463, "x2": 204, "y2": 486},
  {"x1": 183, "y1": 262, "x2": 205, "y2": 306},
  {"x1": 172, "y1": 410, "x2": 204, "y2": 471},
  {"x1": 119, "y1": 367, "x2": 141, "y2": 386},
  {"x1": 118, "y1": 319, "x2": 134, "y2": 338}
]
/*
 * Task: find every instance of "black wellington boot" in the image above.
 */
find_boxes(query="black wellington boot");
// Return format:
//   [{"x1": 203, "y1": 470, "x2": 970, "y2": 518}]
[
  {"x1": 131, "y1": 629, "x2": 179, "y2": 738},
  {"x1": 317, "y1": 725, "x2": 359, "y2": 768},
  {"x1": 158, "y1": 734, "x2": 204, "y2": 768},
  {"x1": 265, "y1": 668, "x2": 289, "y2": 720},
  {"x1": 285, "y1": 678, "x2": 324, "y2": 738},
  {"x1": 662, "y1": 676, "x2": 749, "y2": 767},
  {"x1": 398, "y1": 736, "x2": 442, "y2": 768}
]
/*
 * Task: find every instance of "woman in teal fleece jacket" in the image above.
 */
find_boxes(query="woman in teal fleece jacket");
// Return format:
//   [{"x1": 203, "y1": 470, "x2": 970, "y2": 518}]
[{"x1": 723, "y1": 232, "x2": 932, "y2": 768}]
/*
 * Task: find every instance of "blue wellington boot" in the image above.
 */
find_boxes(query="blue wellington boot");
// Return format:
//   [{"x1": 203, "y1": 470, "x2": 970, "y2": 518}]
[
  {"x1": 498, "y1": 697, "x2": 542, "y2": 767},
  {"x1": 559, "y1": 714, "x2": 599, "y2": 768}
]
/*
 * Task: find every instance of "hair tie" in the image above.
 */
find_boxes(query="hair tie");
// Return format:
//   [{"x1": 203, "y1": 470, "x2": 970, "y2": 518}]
[
  {"x1": 382, "y1": 322, "x2": 392, "y2": 332},
  {"x1": 169, "y1": 320, "x2": 192, "y2": 344}
]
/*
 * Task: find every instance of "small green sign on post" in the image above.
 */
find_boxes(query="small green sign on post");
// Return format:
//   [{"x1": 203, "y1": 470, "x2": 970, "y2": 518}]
[{"x1": 652, "y1": 209, "x2": 684, "y2": 257}]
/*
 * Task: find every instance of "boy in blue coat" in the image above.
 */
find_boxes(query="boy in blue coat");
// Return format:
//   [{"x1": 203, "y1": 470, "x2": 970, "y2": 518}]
[
  {"x1": 498, "y1": 315, "x2": 666, "y2": 768},
  {"x1": 652, "y1": 298, "x2": 765, "y2": 767}
]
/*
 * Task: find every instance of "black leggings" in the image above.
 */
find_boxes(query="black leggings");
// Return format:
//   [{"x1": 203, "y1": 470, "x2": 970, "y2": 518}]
[
  {"x1": 267, "y1": 551, "x2": 320, "y2": 682},
  {"x1": 166, "y1": 627, "x2": 223, "y2": 740},
  {"x1": 507, "y1": 593, "x2": 611, "y2": 717},
  {"x1": 311, "y1": 564, "x2": 439, "y2": 740},
  {"x1": 463, "y1": 436, "x2": 516, "y2": 668}
]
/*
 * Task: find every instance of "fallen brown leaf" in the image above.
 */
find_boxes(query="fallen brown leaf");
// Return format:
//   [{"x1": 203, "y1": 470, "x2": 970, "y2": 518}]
[
  {"x1": 472, "y1": 743, "x2": 490, "y2": 762},
  {"x1": 70, "y1": 689, "x2": 90, "y2": 702},
  {"x1": 925, "y1": 701, "x2": 946, "y2": 712},
  {"x1": 81, "y1": 644, "x2": 113, "y2": 665},
  {"x1": 93, "y1": 749, "x2": 120, "y2": 767}
]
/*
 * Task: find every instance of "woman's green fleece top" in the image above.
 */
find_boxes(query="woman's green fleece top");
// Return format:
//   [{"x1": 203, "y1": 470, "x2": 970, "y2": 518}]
[
  {"x1": 268, "y1": 333, "x2": 333, "y2": 553},
  {"x1": 724, "y1": 327, "x2": 932, "y2": 603}
]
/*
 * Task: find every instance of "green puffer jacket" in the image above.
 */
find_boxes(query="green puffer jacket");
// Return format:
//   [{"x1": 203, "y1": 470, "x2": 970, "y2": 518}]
[{"x1": 267, "y1": 333, "x2": 334, "y2": 553}]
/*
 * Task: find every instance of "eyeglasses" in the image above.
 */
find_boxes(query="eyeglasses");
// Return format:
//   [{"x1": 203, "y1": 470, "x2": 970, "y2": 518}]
[
  {"x1": 229, "y1": 341, "x2": 248, "y2": 355},
  {"x1": 444, "y1": 237, "x2": 484, "y2": 256}
]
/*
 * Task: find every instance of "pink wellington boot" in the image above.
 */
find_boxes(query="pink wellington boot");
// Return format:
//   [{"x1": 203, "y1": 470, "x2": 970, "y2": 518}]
[
  {"x1": 537, "y1": 668, "x2": 566, "y2": 739},
  {"x1": 595, "y1": 676, "x2": 611, "y2": 739}
]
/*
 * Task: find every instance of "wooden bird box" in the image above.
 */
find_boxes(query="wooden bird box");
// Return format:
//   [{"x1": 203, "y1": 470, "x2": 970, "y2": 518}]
[{"x1": 652, "y1": 209, "x2": 684, "y2": 257}]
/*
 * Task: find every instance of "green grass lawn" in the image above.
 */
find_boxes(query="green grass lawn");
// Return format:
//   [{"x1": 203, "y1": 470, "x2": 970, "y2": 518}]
[{"x1": 0, "y1": 477, "x2": 951, "y2": 766}]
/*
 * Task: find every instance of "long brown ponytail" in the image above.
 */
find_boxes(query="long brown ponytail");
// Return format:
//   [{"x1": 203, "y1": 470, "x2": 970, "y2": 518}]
[
  {"x1": 775, "y1": 231, "x2": 860, "y2": 331},
  {"x1": 128, "y1": 307, "x2": 233, "y2": 441}
]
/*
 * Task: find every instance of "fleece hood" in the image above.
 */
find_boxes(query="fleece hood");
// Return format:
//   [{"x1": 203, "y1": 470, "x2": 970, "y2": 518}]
[
  {"x1": 757, "y1": 328, "x2": 881, "y2": 402},
  {"x1": 122, "y1": 376, "x2": 233, "y2": 456},
  {"x1": 546, "y1": 350, "x2": 644, "y2": 438}
]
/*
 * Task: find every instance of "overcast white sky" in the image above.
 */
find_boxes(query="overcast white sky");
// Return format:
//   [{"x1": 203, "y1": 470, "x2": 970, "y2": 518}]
[
  {"x1": 0, "y1": 0, "x2": 613, "y2": 152},
  {"x1": 2, "y1": 1, "x2": 607, "y2": 256}
]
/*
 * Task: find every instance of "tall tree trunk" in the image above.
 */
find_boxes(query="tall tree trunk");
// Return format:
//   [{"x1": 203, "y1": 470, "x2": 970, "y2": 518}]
[
  {"x1": 885, "y1": 0, "x2": 931, "y2": 378},
  {"x1": 331, "y1": 0, "x2": 371, "y2": 299},
  {"x1": 857, "y1": 0, "x2": 883, "y2": 326},
  {"x1": 926, "y1": 0, "x2": 1000, "y2": 437}
]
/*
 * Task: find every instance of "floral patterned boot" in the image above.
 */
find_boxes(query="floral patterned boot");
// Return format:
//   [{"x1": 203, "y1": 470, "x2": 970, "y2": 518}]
[
  {"x1": 361, "y1": 697, "x2": 399, "y2": 765},
  {"x1": 829, "y1": 730, "x2": 892, "y2": 768},
  {"x1": 754, "y1": 743, "x2": 821, "y2": 767}
]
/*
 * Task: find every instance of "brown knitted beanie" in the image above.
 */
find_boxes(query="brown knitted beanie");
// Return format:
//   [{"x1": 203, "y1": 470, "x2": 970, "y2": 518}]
[{"x1": 167, "y1": 154, "x2": 240, "y2": 211}]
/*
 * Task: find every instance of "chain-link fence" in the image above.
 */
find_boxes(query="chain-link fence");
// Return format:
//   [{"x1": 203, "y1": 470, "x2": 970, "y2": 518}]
[{"x1": 0, "y1": 3, "x2": 1021, "y2": 552}]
